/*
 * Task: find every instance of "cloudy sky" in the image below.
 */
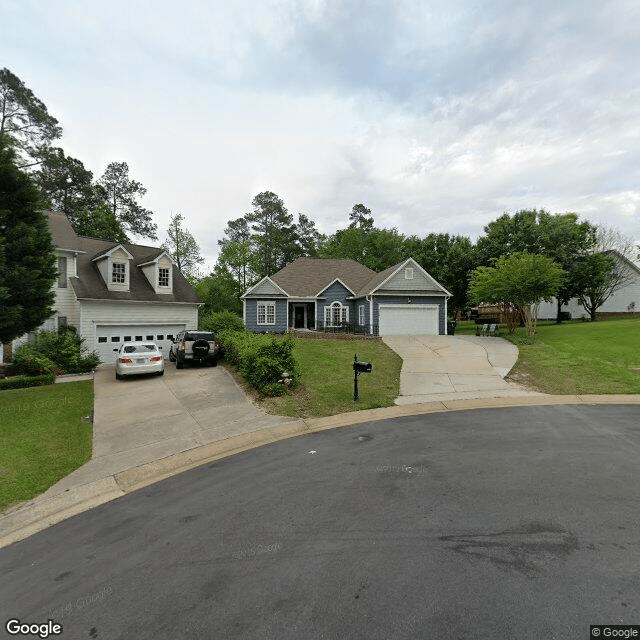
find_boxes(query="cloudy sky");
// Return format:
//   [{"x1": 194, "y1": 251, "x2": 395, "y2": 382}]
[{"x1": 4, "y1": 0, "x2": 640, "y2": 268}]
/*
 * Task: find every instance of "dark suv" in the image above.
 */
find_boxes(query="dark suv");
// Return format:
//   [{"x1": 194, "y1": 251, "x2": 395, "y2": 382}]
[{"x1": 169, "y1": 330, "x2": 221, "y2": 368}]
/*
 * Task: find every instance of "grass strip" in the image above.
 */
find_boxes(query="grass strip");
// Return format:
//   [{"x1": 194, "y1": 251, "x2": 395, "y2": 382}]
[{"x1": 0, "y1": 381, "x2": 93, "y2": 511}]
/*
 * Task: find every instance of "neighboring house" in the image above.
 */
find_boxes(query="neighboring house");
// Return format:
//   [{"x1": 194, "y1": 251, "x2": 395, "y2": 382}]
[
  {"x1": 538, "y1": 251, "x2": 640, "y2": 319},
  {"x1": 241, "y1": 257, "x2": 451, "y2": 336},
  {"x1": 1, "y1": 212, "x2": 201, "y2": 364}
]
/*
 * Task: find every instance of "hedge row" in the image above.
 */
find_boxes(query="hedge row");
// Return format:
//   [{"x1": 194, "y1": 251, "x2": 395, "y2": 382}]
[
  {"x1": 218, "y1": 331, "x2": 299, "y2": 396},
  {"x1": 0, "y1": 373, "x2": 55, "y2": 390}
]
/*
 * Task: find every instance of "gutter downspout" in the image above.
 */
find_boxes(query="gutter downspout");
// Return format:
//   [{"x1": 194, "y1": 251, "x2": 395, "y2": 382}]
[
  {"x1": 444, "y1": 296, "x2": 448, "y2": 335},
  {"x1": 367, "y1": 294, "x2": 373, "y2": 335}
]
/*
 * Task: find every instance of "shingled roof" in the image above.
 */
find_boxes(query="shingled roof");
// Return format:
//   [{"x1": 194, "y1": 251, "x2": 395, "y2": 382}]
[
  {"x1": 269, "y1": 258, "x2": 377, "y2": 297},
  {"x1": 46, "y1": 212, "x2": 201, "y2": 304}
]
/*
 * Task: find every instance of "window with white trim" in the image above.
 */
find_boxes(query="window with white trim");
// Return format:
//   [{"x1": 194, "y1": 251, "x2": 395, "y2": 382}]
[
  {"x1": 359, "y1": 305, "x2": 365, "y2": 326},
  {"x1": 325, "y1": 301, "x2": 348, "y2": 327},
  {"x1": 158, "y1": 267, "x2": 170, "y2": 287},
  {"x1": 112, "y1": 262, "x2": 126, "y2": 283},
  {"x1": 257, "y1": 301, "x2": 276, "y2": 325},
  {"x1": 405, "y1": 267, "x2": 414, "y2": 279}
]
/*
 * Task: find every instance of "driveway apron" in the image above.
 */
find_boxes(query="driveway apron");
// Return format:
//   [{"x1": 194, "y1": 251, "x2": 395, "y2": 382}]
[
  {"x1": 382, "y1": 334, "x2": 542, "y2": 405},
  {"x1": 40, "y1": 365, "x2": 301, "y2": 499}
]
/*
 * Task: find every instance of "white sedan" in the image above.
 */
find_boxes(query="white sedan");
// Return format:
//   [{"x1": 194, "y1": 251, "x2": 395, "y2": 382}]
[{"x1": 115, "y1": 342, "x2": 165, "y2": 379}]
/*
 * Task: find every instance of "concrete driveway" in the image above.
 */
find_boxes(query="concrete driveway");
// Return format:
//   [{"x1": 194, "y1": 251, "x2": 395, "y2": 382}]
[
  {"x1": 41, "y1": 363, "x2": 300, "y2": 498},
  {"x1": 382, "y1": 334, "x2": 543, "y2": 404}
]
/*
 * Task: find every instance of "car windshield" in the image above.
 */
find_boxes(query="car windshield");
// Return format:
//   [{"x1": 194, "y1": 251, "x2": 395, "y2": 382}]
[
  {"x1": 123, "y1": 344, "x2": 157, "y2": 354},
  {"x1": 184, "y1": 332, "x2": 215, "y2": 341}
]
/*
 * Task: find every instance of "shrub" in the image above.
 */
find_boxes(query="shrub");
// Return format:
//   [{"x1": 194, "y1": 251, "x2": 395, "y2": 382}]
[
  {"x1": 217, "y1": 330, "x2": 253, "y2": 365},
  {"x1": 0, "y1": 373, "x2": 55, "y2": 390},
  {"x1": 200, "y1": 310, "x2": 246, "y2": 334},
  {"x1": 239, "y1": 334, "x2": 299, "y2": 394},
  {"x1": 219, "y1": 331, "x2": 300, "y2": 395},
  {"x1": 32, "y1": 327, "x2": 100, "y2": 373},
  {"x1": 11, "y1": 345, "x2": 56, "y2": 376}
]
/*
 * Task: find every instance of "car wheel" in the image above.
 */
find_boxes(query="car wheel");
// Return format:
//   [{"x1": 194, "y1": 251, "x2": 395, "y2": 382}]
[
  {"x1": 169, "y1": 350, "x2": 176, "y2": 362},
  {"x1": 116, "y1": 372, "x2": 123, "y2": 380},
  {"x1": 210, "y1": 357, "x2": 218, "y2": 367},
  {"x1": 157, "y1": 369, "x2": 164, "y2": 376}
]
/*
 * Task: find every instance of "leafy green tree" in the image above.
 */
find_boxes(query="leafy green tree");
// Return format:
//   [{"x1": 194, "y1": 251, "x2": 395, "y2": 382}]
[
  {"x1": 195, "y1": 266, "x2": 243, "y2": 316},
  {"x1": 161, "y1": 213, "x2": 204, "y2": 278},
  {"x1": 0, "y1": 68, "x2": 62, "y2": 167},
  {"x1": 320, "y1": 226, "x2": 406, "y2": 270},
  {"x1": 0, "y1": 147, "x2": 57, "y2": 359},
  {"x1": 476, "y1": 209, "x2": 598, "y2": 322},
  {"x1": 405, "y1": 233, "x2": 477, "y2": 318},
  {"x1": 72, "y1": 201, "x2": 129, "y2": 242},
  {"x1": 98, "y1": 161, "x2": 157, "y2": 240},
  {"x1": 573, "y1": 252, "x2": 625, "y2": 321},
  {"x1": 218, "y1": 239, "x2": 257, "y2": 294},
  {"x1": 468, "y1": 252, "x2": 565, "y2": 336}
]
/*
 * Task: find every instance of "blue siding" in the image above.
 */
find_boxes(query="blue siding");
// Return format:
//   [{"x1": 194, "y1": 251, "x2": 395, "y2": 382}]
[
  {"x1": 373, "y1": 295, "x2": 447, "y2": 334},
  {"x1": 317, "y1": 281, "x2": 354, "y2": 326},
  {"x1": 244, "y1": 298, "x2": 288, "y2": 332}
]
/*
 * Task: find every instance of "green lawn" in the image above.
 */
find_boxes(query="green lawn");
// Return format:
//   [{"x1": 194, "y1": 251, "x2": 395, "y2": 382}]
[
  {"x1": 508, "y1": 318, "x2": 640, "y2": 394},
  {"x1": 0, "y1": 381, "x2": 94, "y2": 511},
  {"x1": 258, "y1": 338, "x2": 402, "y2": 418}
]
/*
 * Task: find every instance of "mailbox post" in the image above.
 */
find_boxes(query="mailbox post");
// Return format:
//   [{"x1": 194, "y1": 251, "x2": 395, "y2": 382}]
[{"x1": 353, "y1": 353, "x2": 372, "y2": 401}]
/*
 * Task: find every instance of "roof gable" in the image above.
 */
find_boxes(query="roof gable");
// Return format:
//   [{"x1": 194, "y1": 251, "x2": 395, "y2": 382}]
[
  {"x1": 242, "y1": 276, "x2": 289, "y2": 298},
  {"x1": 316, "y1": 277, "x2": 355, "y2": 297},
  {"x1": 91, "y1": 244, "x2": 134, "y2": 262},
  {"x1": 45, "y1": 212, "x2": 201, "y2": 305},
  {"x1": 270, "y1": 258, "x2": 376, "y2": 298},
  {"x1": 357, "y1": 258, "x2": 452, "y2": 297},
  {"x1": 137, "y1": 250, "x2": 174, "y2": 267}
]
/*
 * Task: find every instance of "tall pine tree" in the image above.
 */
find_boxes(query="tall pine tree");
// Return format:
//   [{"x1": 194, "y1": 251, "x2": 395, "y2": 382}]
[{"x1": 0, "y1": 147, "x2": 57, "y2": 359}]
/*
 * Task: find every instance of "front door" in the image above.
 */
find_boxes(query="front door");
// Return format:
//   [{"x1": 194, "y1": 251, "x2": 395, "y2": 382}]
[{"x1": 294, "y1": 305, "x2": 306, "y2": 329}]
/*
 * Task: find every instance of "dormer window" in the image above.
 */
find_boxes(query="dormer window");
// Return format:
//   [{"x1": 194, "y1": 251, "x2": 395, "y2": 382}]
[
  {"x1": 405, "y1": 267, "x2": 414, "y2": 280},
  {"x1": 112, "y1": 262, "x2": 126, "y2": 283},
  {"x1": 158, "y1": 267, "x2": 170, "y2": 288}
]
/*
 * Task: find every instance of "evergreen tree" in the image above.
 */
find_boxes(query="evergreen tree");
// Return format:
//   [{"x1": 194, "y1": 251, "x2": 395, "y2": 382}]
[{"x1": 0, "y1": 147, "x2": 57, "y2": 357}]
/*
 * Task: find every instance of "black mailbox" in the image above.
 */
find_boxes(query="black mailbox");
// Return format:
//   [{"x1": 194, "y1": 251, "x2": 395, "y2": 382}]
[{"x1": 353, "y1": 360, "x2": 372, "y2": 373}]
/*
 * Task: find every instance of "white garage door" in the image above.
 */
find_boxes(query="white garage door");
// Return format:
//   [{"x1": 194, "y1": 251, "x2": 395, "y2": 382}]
[
  {"x1": 95, "y1": 324, "x2": 186, "y2": 363},
  {"x1": 378, "y1": 304, "x2": 439, "y2": 336}
]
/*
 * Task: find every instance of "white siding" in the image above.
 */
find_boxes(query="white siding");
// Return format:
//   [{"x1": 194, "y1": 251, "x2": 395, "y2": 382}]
[
  {"x1": 79, "y1": 300, "x2": 199, "y2": 354},
  {"x1": 538, "y1": 277, "x2": 640, "y2": 318}
]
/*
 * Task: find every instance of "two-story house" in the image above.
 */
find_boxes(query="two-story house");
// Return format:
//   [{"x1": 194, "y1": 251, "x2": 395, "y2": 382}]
[{"x1": 3, "y1": 212, "x2": 202, "y2": 363}]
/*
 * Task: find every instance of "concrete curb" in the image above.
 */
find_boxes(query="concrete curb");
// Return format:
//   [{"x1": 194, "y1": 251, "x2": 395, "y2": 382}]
[{"x1": 2, "y1": 393, "x2": 640, "y2": 549}]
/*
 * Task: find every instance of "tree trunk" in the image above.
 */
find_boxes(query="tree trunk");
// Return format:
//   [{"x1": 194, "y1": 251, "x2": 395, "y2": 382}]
[
  {"x1": 3, "y1": 341, "x2": 13, "y2": 363},
  {"x1": 556, "y1": 298, "x2": 563, "y2": 324}
]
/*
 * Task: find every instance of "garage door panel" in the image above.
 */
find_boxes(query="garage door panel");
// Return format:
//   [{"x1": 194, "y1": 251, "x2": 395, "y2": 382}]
[
  {"x1": 379, "y1": 304, "x2": 439, "y2": 336},
  {"x1": 95, "y1": 325, "x2": 186, "y2": 363}
]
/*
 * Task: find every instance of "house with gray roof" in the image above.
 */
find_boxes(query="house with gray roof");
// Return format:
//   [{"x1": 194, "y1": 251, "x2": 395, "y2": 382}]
[
  {"x1": 5, "y1": 212, "x2": 202, "y2": 363},
  {"x1": 241, "y1": 257, "x2": 451, "y2": 336}
]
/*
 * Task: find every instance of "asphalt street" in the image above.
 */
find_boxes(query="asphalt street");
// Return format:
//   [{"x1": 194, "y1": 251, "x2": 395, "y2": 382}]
[{"x1": 1, "y1": 405, "x2": 639, "y2": 640}]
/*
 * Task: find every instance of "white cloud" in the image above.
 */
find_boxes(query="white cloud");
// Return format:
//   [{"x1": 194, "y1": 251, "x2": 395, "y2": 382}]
[{"x1": 2, "y1": 0, "x2": 640, "y2": 265}]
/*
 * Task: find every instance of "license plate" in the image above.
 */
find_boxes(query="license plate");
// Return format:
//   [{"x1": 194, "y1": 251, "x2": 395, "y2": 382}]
[{"x1": 136, "y1": 358, "x2": 145, "y2": 364}]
